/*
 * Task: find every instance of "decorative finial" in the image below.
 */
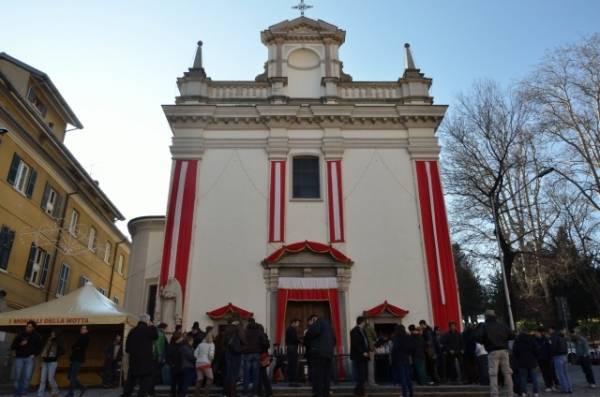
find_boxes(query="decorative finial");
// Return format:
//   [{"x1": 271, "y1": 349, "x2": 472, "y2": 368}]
[
  {"x1": 404, "y1": 43, "x2": 416, "y2": 70},
  {"x1": 292, "y1": 0, "x2": 313, "y2": 17},
  {"x1": 193, "y1": 41, "x2": 203, "y2": 69}
]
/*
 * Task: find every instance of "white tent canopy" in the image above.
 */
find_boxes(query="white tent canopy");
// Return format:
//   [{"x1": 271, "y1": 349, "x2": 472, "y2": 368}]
[{"x1": 0, "y1": 283, "x2": 137, "y2": 327}]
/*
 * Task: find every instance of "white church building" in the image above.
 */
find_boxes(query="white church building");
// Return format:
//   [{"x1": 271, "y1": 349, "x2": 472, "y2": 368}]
[{"x1": 126, "y1": 15, "x2": 460, "y2": 351}]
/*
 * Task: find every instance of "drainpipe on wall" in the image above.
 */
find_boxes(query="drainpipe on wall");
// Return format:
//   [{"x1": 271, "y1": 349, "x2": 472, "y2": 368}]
[
  {"x1": 45, "y1": 191, "x2": 78, "y2": 301},
  {"x1": 108, "y1": 239, "x2": 126, "y2": 299}
]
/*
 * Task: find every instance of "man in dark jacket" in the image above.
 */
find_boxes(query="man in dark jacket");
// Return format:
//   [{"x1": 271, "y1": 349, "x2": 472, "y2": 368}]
[
  {"x1": 548, "y1": 326, "x2": 572, "y2": 393},
  {"x1": 242, "y1": 318, "x2": 263, "y2": 396},
  {"x1": 409, "y1": 325, "x2": 431, "y2": 385},
  {"x1": 304, "y1": 314, "x2": 335, "y2": 397},
  {"x1": 11, "y1": 320, "x2": 42, "y2": 397},
  {"x1": 350, "y1": 316, "x2": 369, "y2": 397},
  {"x1": 66, "y1": 325, "x2": 91, "y2": 397},
  {"x1": 534, "y1": 328, "x2": 556, "y2": 391},
  {"x1": 475, "y1": 310, "x2": 514, "y2": 397},
  {"x1": 223, "y1": 316, "x2": 245, "y2": 397},
  {"x1": 513, "y1": 330, "x2": 540, "y2": 396},
  {"x1": 123, "y1": 314, "x2": 159, "y2": 397},
  {"x1": 102, "y1": 334, "x2": 123, "y2": 387},
  {"x1": 440, "y1": 321, "x2": 462, "y2": 382},
  {"x1": 285, "y1": 319, "x2": 300, "y2": 386}
]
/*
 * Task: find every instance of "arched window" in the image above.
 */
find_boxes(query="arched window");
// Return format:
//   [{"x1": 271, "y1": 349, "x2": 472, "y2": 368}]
[{"x1": 292, "y1": 156, "x2": 320, "y2": 198}]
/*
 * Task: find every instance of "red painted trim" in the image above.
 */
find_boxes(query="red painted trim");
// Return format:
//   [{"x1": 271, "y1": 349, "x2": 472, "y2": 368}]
[
  {"x1": 326, "y1": 161, "x2": 336, "y2": 242},
  {"x1": 268, "y1": 161, "x2": 276, "y2": 242},
  {"x1": 335, "y1": 160, "x2": 345, "y2": 242},
  {"x1": 279, "y1": 161, "x2": 286, "y2": 242},
  {"x1": 268, "y1": 161, "x2": 286, "y2": 243},
  {"x1": 159, "y1": 161, "x2": 182, "y2": 287},
  {"x1": 415, "y1": 160, "x2": 461, "y2": 331},
  {"x1": 174, "y1": 160, "x2": 198, "y2": 303}
]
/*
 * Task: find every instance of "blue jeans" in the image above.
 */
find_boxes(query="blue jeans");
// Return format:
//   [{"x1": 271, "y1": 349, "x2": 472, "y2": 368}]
[
  {"x1": 395, "y1": 361, "x2": 413, "y2": 397},
  {"x1": 518, "y1": 367, "x2": 539, "y2": 394},
  {"x1": 12, "y1": 356, "x2": 34, "y2": 397},
  {"x1": 67, "y1": 361, "x2": 84, "y2": 396},
  {"x1": 242, "y1": 353, "x2": 260, "y2": 394},
  {"x1": 553, "y1": 355, "x2": 572, "y2": 392}
]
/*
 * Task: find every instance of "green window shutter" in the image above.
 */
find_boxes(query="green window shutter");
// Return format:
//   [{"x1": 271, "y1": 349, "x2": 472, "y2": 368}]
[
  {"x1": 24, "y1": 243, "x2": 36, "y2": 281},
  {"x1": 26, "y1": 169, "x2": 37, "y2": 198},
  {"x1": 39, "y1": 253, "x2": 50, "y2": 287},
  {"x1": 7, "y1": 154, "x2": 20, "y2": 185},
  {"x1": 52, "y1": 194, "x2": 63, "y2": 219},
  {"x1": 41, "y1": 183, "x2": 50, "y2": 211},
  {"x1": 0, "y1": 227, "x2": 15, "y2": 270}
]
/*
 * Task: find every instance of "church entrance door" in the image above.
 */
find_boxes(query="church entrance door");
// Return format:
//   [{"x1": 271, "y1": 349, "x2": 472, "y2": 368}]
[{"x1": 285, "y1": 300, "x2": 331, "y2": 333}]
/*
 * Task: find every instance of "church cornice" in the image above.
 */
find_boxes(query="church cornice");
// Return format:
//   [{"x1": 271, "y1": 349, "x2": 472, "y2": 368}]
[{"x1": 163, "y1": 104, "x2": 447, "y2": 131}]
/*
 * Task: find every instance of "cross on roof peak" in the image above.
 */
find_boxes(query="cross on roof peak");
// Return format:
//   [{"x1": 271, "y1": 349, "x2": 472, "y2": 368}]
[{"x1": 292, "y1": 0, "x2": 313, "y2": 17}]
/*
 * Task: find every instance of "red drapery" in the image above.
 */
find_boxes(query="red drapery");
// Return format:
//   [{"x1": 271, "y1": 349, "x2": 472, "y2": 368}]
[
  {"x1": 415, "y1": 160, "x2": 461, "y2": 331},
  {"x1": 206, "y1": 303, "x2": 254, "y2": 320},
  {"x1": 275, "y1": 288, "x2": 345, "y2": 377},
  {"x1": 275, "y1": 288, "x2": 343, "y2": 355},
  {"x1": 363, "y1": 301, "x2": 409, "y2": 318},
  {"x1": 264, "y1": 240, "x2": 352, "y2": 265}
]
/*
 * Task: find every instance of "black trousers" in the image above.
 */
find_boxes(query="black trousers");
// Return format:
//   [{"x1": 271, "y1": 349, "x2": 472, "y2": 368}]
[
  {"x1": 258, "y1": 366, "x2": 272, "y2": 397},
  {"x1": 311, "y1": 357, "x2": 332, "y2": 397},
  {"x1": 352, "y1": 360, "x2": 367, "y2": 396},
  {"x1": 122, "y1": 372, "x2": 153, "y2": 397},
  {"x1": 286, "y1": 346, "x2": 298, "y2": 383}
]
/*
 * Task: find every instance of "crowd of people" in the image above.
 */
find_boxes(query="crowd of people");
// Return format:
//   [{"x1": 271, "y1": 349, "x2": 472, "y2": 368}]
[
  {"x1": 346, "y1": 310, "x2": 597, "y2": 397},
  {"x1": 7, "y1": 310, "x2": 599, "y2": 397}
]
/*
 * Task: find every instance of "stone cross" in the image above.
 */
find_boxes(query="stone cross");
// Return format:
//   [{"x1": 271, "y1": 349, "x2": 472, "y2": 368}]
[{"x1": 292, "y1": 0, "x2": 313, "y2": 17}]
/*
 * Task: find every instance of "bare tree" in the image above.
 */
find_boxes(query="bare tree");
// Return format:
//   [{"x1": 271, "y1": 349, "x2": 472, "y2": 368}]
[
  {"x1": 442, "y1": 80, "x2": 557, "y2": 320},
  {"x1": 522, "y1": 34, "x2": 600, "y2": 212}
]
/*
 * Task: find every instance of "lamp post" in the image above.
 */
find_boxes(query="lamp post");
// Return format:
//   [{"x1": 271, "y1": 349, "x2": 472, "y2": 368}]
[{"x1": 490, "y1": 167, "x2": 555, "y2": 331}]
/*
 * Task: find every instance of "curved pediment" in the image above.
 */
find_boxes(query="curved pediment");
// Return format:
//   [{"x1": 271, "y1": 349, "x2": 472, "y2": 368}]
[{"x1": 262, "y1": 240, "x2": 353, "y2": 267}]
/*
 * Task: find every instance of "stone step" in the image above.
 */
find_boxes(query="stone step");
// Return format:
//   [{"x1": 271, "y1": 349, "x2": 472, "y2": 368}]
[{"x1": 153, "y1": 385, "x2": 490, "y2": 397}]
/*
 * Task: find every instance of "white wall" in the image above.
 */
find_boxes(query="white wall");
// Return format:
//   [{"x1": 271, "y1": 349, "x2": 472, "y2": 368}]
[
  {"x1": 342, "y1": 148, "x2": 432, "y2": 326},
  {"x1": 185, "y1": 148, "x2": 270, "y2": 328}
]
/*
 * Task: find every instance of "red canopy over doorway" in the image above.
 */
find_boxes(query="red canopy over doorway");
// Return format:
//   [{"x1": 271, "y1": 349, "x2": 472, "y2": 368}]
[
  {"x1": 263, "y1": 240, "x2": 352, "y2": 265},
  {"x1": 363, "y1": 300, "x2": 409, "y2": 318},
  {"x1": 206, "y1": 303, "x2": 253, "y2": 320}
]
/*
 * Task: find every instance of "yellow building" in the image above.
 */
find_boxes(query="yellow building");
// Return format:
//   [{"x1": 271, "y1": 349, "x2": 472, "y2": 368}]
[{"x1": 0, "y1": 53, "x2": 130, "y2": 310}]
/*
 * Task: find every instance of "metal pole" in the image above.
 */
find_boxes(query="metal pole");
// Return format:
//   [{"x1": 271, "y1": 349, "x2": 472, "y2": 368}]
[{"x1": 490, "y1": 196, "x2": 516, "y2": 331}]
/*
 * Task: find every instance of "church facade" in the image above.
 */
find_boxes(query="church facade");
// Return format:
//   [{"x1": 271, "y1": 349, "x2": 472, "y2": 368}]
[{"x1": 154, "y1": 16, "x2": 460, "y2": 349}]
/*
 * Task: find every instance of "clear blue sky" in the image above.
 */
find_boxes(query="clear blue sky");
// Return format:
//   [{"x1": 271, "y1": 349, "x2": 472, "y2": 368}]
[{"x1": 2, "y1": 0, "x2": 599, "y2": 234}]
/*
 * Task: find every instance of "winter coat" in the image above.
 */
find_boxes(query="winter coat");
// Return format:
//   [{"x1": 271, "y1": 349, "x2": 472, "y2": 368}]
[
  {"x1": 574, "y1": 335, "x2": 591, "y2": 357},
  {"x1": 41, "y1": 336, "x2": 65, "y2": 363},
  {"x1": 11, "y1": 330, "x2": 42, "y2": 358},
  {"x1": 411, "y1": 334, "x2": 426, "y2": 360},
  {"x1": 126, "y1": 322, "x2": 159, "y2": 375},
  {"x1": 350, "y1": 326, "x2": 369, "y2": 362},
  {"x1": 391, "y1": 333, "x2": 415, "y2": 366},
  {"x1": 441, "y1": 331, "x2": 462, "y2": 352},
  {"x1": 285, "y1": 326, "x2": 299, "y2": 346},
  {"x1": 243, "y1": 322, "x2": 263, "y2": 354},
  {"x1": 180, "y1": 344, "x2": 196, "y2": 369},
  {"x1": 223, "y1": 324, "x2": 245, "y2": 356},
  {"x1": 195, "y1": 342, "x2": 215, "y2": 365},
  {"x1": 534, "y1": 336, "x2": 552, "y2": 361},
  {"x1": 512, "y1": 333, "x2": 539, "y2": 369},
  {"x1": 475, "y1": 319, "x2": 513, "y2": 352},
  {"x1": 104, "y1": 341, "x2": 123, "y2": 362},
  {"x1": 304, "y1": 318, "x2": 336, "y2": 359},
  {"x1": 70, "y1": 334, "x2": 90, "y2": 363},
  {"x1": 550, "y1": 331, "x2": 568, "y2": 356}
]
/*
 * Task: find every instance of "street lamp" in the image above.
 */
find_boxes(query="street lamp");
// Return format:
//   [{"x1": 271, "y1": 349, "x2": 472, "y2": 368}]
[{"x1": 491, "y1": 167, "x2": 555, "y2": 331}]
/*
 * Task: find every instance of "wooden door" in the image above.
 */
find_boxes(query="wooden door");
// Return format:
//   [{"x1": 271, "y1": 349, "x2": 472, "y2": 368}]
[{"x1": 285, "y1": 300, "x2": 331, "y2": 334}]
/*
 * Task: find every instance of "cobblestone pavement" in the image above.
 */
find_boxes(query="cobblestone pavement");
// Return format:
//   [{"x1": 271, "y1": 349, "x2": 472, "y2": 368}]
[{"x1": 2, "y1": 365, "x2": 599, "y2": 397}]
